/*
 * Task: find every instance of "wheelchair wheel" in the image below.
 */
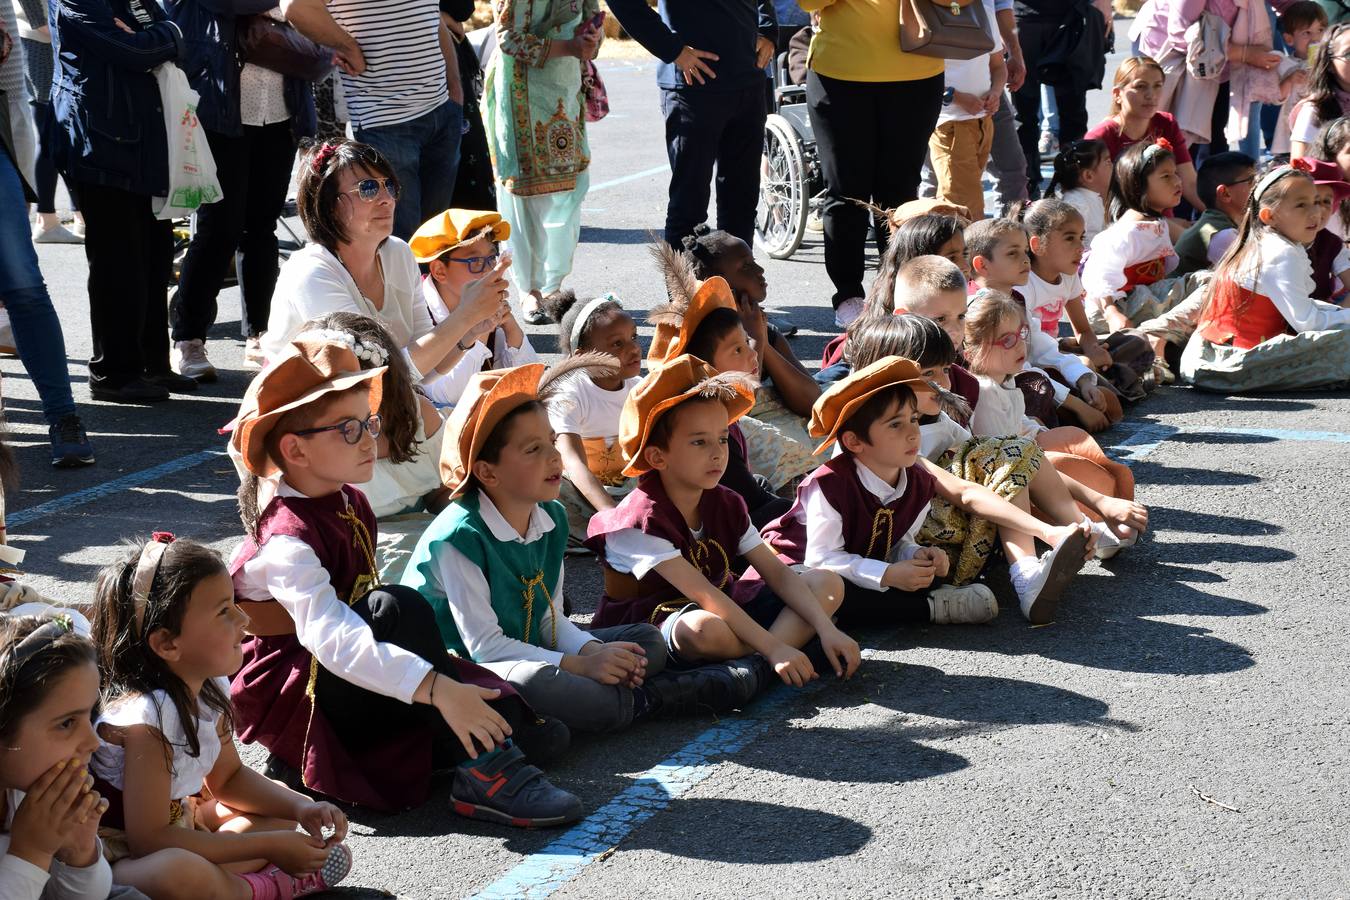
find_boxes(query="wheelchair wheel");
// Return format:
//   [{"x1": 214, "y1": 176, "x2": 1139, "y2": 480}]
[{"x1": 756, "y1": 114, "x2": 808, "y2": 260}]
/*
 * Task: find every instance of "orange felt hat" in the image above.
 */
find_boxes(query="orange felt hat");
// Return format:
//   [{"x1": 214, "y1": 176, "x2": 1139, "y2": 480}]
[
  {"x1": 231, "y1": 336, "x2": 387, "y2": 477},
  {"x1": 619, "y1": 354, "x2": 756, "y2": 477},
  {"x1": 808, "y1": 356, "x2": 935, "y2": 455},
  {"x1": 441, "y1": 353, "x2": 620, "y2": 495},
  {"x1": 646, "y1": 243, "x2": 739, "y2": 364},
  {"x1": 409, "y1": 209, "x2": 510, "y2": 263}
]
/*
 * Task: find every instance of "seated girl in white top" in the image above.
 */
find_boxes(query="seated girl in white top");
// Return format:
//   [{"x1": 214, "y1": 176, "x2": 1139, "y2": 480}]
[
  {"x1": 89, "y1": 537, "x2": 352, "y2": 900},
  {"x1": 264, "y1": 144, "x2": 515, "y2": 394},
  {"x1": 1044, "y1": 139, "x2": 1113, "y2": 243}
]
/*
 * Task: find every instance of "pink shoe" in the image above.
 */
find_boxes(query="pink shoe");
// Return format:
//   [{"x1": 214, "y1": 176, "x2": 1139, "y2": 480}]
[{"x1": 240, "y1": 843, "x2": 352, "y2": 900}]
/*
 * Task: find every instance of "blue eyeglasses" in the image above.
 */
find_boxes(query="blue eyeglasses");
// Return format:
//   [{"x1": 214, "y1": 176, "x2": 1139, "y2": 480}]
[
  {"x1": 342, "y1": 178, "x2": 400, "y2": 202},
  {"x1": 293, "y1": 414, "x2": 382, "y2": 444},
  {"x1": 443, "y1": 253, "x2": 499, "y2": 275}
]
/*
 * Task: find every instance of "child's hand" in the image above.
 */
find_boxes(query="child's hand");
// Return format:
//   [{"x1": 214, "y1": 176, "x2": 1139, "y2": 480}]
[
  {"x1": 1063, "y1": 394, "x2": 1110, "y2": 432},
  {"x1": 55, "y1": 780, "x2": 108, "y2": 871},
  {"x1": 980, "y1": 89, "x2": 1001, "y2": 114},
  {"x1": 296, "y1": 800, "x2": 348, "y2": 846},
  {"x1": 1103, "y1": 304, "x2": 1131, "y2": 332},
  {"x1": 8, "y1": 759, "x2": 103, "y2": 870},
  {"x1": 268, "y1": 829, "x2": 331, "y2": 877},
  {"x1": 914, "y1": 546, "x2": 949, "y2": 578},
  {"x1": 953, "y1": 90, "x2": 984, "y2": 115},
  {"x1": 432, "y1": 676, "x2": 512, "y2": 758},
  {"x1": 1096, "y1": 497, "x2": 1148, "y2": 536},
  {"x1": 1081, "y1": 338, "x2": 1113, "y2": 371},
  {"x1": 1042, "y1": 521, "x2": 1094, "y2": 560},
  {"x1": 883, "y1": 558, "x2": 936, "y2": 592},
  {"x1": 1075, "y1": 374, "x2": 1107, "y2": 410},
  {"x1": 766, "y1": 643, "x2": 816, "y2": 688},
  {"x1": 818, "y1": 626, "x2": 861, "y2": 680},
  {"x1": 457, "y1": 257, "x2": 512, "y2": 327},
  {"x1": 735, "y1": 292, "x2": 770, "y2": 353},
  {"x1": 567, "y1": 641, "x2": 647, "y2": 687}
]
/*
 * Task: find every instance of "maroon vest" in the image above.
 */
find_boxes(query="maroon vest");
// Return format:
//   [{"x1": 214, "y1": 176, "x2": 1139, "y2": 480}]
[
  {"x1": 761, "y1": 453, "x2": 937, "y2": 565},
  {"x1": 949, "y1": 362, "x2": 980, "y2": 410},
  {"x1": 585, "y1": 473, "x2": 761, "y2": 627},
  {"x1": 1308, "y1": 228, "x2": 1342, "y2": 303}
]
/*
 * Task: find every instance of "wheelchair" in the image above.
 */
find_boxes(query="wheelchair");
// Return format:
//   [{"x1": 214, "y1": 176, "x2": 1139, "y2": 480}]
[{"x1": 754, "y1": 53, "x2": 825, "y2": 260}]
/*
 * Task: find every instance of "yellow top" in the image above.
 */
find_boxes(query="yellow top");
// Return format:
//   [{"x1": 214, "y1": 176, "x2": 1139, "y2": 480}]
[{"x1": 800, "y1": 0, "x2": 945, "y2": 83}]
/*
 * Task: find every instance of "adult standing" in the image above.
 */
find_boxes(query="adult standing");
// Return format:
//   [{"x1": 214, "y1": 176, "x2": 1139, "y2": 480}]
[
  {"x1": 440, "y1": 0, "x2": 496, "y2": 211},
  {"x1": 166, "y1": 0, "x2": 315, "y2": 381},
  {"x1": 799, "y1": 0, "x2": 945, "y2": 327},
  {"x1": 0, "y1": 0, "x2": 93, "y2": 465},
  {"x1": 283, "y1": 0, "x2": 464, "y2": 240},
  {"x1": 50, "y1": 0, "x2": 199, "y2": 404},
  {"x1": 482, "y1": 0, "x2": 601, "y2": 324},
  {"x1": 15, "y1": 0, "x2": 83, "y2": 243},
  {"x1": 606, "y1": 0, "x2": 777, "y2": 252}
]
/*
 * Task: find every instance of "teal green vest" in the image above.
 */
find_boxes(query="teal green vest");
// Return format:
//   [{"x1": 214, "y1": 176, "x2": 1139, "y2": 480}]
[{"x1": 401, "y1": 489, "x2": 569, "y2": 659}]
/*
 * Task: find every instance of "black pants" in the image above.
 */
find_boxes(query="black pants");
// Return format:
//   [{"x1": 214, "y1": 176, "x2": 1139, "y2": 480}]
[
  {"x1": 32, "y1": 102, "x2": 78, "y2": 215},
  {"x1": 314, "y1": 585, "x2": 531, "y2": 769},
  {"x1": 170, "y1": 122, "x2": 297, "y2": 341},
  {"x1": 76, "y1": 181, "x2": 173, "y2": 388},
  {"x1": 836, "y1": 579, "x2": 933, "y2": 629},
  {"x1": 1012, "y1": 17, "x2": 1091, "y2": 193},
  {"x1": 806, "y1": 70, "x2": 944, "y2": 306},
  {"x1": 660, "y1": 83, "x2": 767, "y2": 249}
]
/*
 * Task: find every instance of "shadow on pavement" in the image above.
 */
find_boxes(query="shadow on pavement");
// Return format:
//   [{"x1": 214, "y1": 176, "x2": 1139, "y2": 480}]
[
  {"x1": 1128, "y1": 461, "x2": 1261, "y2": 486},
  {"x1": 1150, "y1": 540, "x2": 1295, "y2": 565},
  {"x1": 579, "y1": 225, "x2": 660, "y2": 245},
  {"x1": 734, "y1": 723, "x2": 969, "y2": 784},
  {"x1": 1147, "y1": 505, "x2": 1283, "y2": 536},
  {"x1": 1167, "y1": 430, "x2": 1279, "y2": 444}
]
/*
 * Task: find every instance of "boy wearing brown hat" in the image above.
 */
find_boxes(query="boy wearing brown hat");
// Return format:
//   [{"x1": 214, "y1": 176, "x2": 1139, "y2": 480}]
[
  {"x1": 761, "y1": 358, "x2": 1001, "y2": 626},
  {"x1": 227, "y1": 335, "x2": 581, "y2": 828},
  {"x1": 586, "y1": 355, "x2": 860, "y2": 693}
]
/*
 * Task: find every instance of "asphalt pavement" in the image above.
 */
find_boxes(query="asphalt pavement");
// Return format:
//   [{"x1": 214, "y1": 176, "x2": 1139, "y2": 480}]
[{"x1": 5, "y1": 19, "x2": 1349, "y2": 900}]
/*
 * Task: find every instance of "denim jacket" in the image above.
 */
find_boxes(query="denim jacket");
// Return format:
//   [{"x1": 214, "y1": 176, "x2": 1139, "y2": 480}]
[{"x1": 49, "y1": 0, "x2": 185, "y2": 195}]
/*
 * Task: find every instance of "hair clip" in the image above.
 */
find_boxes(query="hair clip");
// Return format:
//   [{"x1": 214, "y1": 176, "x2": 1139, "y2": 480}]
[
  {"x1": 1290, "y1": 157, "x2": 1315, "y2": 174},
  {"x1": 1253, "y1": 165, "x2": 1303, "y2": 203},
  {"x1": 1142, "y1": 138, "x2": 1173, "y2": 163},
  {"x1": 2, "y1": 614, "x2": 75, "y2": 673},
  {"x1": 311, "y1": 142, "x2": 338, "y2": 174},
  {"x1": 352, "y1": 339, "x2": 389, "y2": 368}
]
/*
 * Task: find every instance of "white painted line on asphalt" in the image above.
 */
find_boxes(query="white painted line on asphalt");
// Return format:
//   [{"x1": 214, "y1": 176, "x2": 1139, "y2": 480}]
[{"x1": 588, "y1": 164, "x2": 670, "y2": 194}]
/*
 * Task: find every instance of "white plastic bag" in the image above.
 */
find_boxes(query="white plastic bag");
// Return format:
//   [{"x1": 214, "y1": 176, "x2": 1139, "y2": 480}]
[{"x1": 152, "y1": 63, "x2": 222, "y2": 220}]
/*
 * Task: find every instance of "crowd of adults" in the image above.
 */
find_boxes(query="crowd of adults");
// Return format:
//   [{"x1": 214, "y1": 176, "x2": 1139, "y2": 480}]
[{"x1": 0, "y1": 0, "x2": 1334, "y2": 467}]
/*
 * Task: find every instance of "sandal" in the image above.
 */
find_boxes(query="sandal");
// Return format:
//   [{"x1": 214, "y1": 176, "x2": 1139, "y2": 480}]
[
  {"x1": 450, "y1": 744, "x2": 582, "y2": 828},
  {"x1": 522, "y1": 303, "x2": 552, "y2": 325}
]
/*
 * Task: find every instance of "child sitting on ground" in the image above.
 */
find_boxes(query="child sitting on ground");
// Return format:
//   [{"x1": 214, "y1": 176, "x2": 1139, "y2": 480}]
[
  {"x1": 964, "y1": 291, "x2": 1149, "y2": 554},
  {"x1": 1300, "y1": 158, "x2": 1350, "y2": 304},
  {"x1": 1173, "y1": 153, "x2": 1255, "y2": 278},
  {"x1": 843, "y1": 316, "x2": 1094, "y2": 623},
  {"x1": 761, "y1": 358, "x2": 1002, "y2": 626},
  {"x1": 90, "y1": 536, "x2": 353, "y2": 900},
  {"x1": 586, "y1": 355, "x2": 859, "y2": 691},
  {"x1": 401, "y1": 359, "x2": 752, "y2": 731},
  {"x1": 1044, "y1": 139, "x2": 1113, "y2": 243},
  {"x1": 539, "y1": 290, "x2": 643, "y2": 547},
  {"x1": 1182, "y1": 160, "x2": 1350, "y2": 391},
  {"x1": 227, "y1": 334, "x2": 580, "y2": 828},
  {"x1": 0, "y1": 613, "x2": 119, "y2": 900},
  {"x1": 967, "y1": 215, "x2": 1122, "y2": 432}
]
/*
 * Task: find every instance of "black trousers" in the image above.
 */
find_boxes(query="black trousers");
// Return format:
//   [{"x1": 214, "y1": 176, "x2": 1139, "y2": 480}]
[
  {"x1": 660, "y1": 83, "x2": 767, "y2": 249},
  {"x1": 76, "y1": 181, "x2": 173, "y2": 387},
  {"x1": 315, "y1": 584, "x2": 532, "y2": 769},
  {"x1": 1012, "y1": 17, "x2": 1091, "y2": 193},
  {"x1": 836, "y1": 579, "x2": 934, "y2": 629},
  {"x1": 170, "y1": 122, "x2": 297, "y2": 341},
  {"x1": 806, "y1": 70, "x2": 944, "y2": 306}
]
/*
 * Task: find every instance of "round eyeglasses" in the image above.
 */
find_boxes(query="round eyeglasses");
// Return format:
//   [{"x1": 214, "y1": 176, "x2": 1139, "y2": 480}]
[
  {"x1": 293, "y1": 413, "x2": 382, "y2": 445},
  {"x1": 342, "y1": 178, "x2": 400, "y2": 202},
  {"x1": 993, "y1": 325, "x2": 1030, "y2": 350}
]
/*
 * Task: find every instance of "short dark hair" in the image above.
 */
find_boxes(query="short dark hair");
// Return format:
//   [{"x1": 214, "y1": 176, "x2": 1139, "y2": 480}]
[
  {"x1": 839, "y1": 384, "x2": 916, "y2": 447},
  {"x1": 686, "y1": 306, "x2": 745, "y2": 364},
  {"x1": 1279, "y1": 0, "x2": 1327, "y2": 35},
  {"x1": 1197, "y1": 151, "x2": 1256, "y2": 209},
  {"x1": 296, "y1": 140, "x2": 399, "y2": 251},
  {"x1": 680, "y1": 224, "x2": 743, "y2": 279},
  {"x1": 965, "y1": 218, "x2": 1027, "y2": 265},
  {"x1": 1108, "y1": 140, "x2": 1176, "y2": 219},
  {"x1": 845, "y1": 313, "x2": 957, "y2": 372}
]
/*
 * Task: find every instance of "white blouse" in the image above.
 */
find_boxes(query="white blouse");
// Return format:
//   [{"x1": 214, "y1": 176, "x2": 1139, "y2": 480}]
[
  {"x1": 970, "y1": 373, "x2": 1045, "y2": 440},
  {"x1": 416, "y1": 277, "x2": 540, "y2": 407},
  {"x1": 1227, "y1": 230, "x2": 1350, "y2": 335},
  {"x1": 1081, "y1": 218, "x2": 1178, "y2": 310},
  {"x1": 0, "y1": 800, "x2": 111, "y2": 900},
  {"x1": 547, "y1": 373, "x2": 640, "y2": 439},
  {"x1": 1061, "y1": 187, "x2": 1106, "y2": 243},
  {"x1": 920, "y1": 412, "x2": 971, "y2": 461},
  {"x1": 363, "y1": 416, "x2": 447, "y2": 518}
]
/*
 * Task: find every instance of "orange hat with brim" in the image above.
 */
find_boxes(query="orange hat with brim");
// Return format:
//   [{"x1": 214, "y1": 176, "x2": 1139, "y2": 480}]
[
  {"x1": 231, "y1": 337, "x2": 387, "y2": 477},
  {"x1": 410, "y1": 209, "x2": 511, "y2": 263},
  {"x1": 808, "y1": 356, "x2": 934, "y2": 456},
  {"x1": 647, "y1": 275, "x2": 738, "y2": 364},
  {"x1": 441, "y1": 363, "x2": 546, "y2": 496},
  {"x1": 619, "y1": 354, "x2": 756, "y2": 477}
]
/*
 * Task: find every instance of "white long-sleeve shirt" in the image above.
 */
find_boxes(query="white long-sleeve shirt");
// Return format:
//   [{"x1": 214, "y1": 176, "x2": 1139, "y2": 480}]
[
  {"x1": 0, "y1": 794, "x2": 112, "y2": 900},
  {"x1": 799, "y1": 463, "x2": 927, "y2": 591},
  {"x1": 1021, "y1": 270, "x2": 1094, "y2": 388},
  {"x1": 1234, "y1": 230, "x2": 1350, "y2": 335},
  {"x1": 426, "y1": 493, "x2": 594, "y2": 669},
  {"x1": 1061, "y1": 188, "x2": 1106, "y2": 243},
  {"x1": 921, "y1": 412, "x2": 973, "y2": 461},
  {"x1": 232, "y1": 482, "x2": 432, "y2": 704},
  {"x1": 971, "y1": 373, "x2": 1045, "y2": 440},
  {"x1": 1081, "y1": 218, "x2": 1179, "y2": 311},
  {"x1": 417, "y1": 278, "x2": 540, "y2": 407}
]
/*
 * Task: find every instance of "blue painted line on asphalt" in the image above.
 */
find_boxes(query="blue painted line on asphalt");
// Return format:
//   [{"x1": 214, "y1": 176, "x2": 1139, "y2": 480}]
[
  {"x1": 588, "y1": 164, "x2": 669, "y2": 194},
  {"x1": 8, "y1": 450, "x2": 225, "y2": 528},
  {"x1": 1105, "y1": 422, "x2": 1181, "y2": 467}
]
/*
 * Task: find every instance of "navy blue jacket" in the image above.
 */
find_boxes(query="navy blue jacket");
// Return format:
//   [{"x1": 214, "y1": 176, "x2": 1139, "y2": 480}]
[
  {"x1": 605, "y1": 0, "x2": 776, "y2": 92},
  {"x1": 49, "y1": 0, "x2": 185, "y2": 195}
]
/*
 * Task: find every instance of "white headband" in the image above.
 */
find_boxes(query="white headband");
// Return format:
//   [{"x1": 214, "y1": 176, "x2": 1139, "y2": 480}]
[
  {"x1": 570, "y1": 293, "x2": 622, "y2": 349},
  {"x1": 1142, "y1": 141, "x2": 1171, "y2": 164},
  {"x1": 292, "y1": 328, "x2": 389, "y2": 368},
  {"x1": 1252, "y1": 164, "x2": 1304, "y2": 204}
]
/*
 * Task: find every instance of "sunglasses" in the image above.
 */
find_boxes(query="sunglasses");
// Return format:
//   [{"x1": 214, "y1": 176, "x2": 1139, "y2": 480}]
[
  {"x1": 993, "y1": 325, "x2": 1030, "y2": 350},
  {"x1": 293, "y1": 413, "x2": 382, "y2": 445},
  {"x1": 443, "y1": 253, "x2": 499, "y2": 275},
  {"x1": 342, "y1": 178, "x2": 400, "y2": 202}
]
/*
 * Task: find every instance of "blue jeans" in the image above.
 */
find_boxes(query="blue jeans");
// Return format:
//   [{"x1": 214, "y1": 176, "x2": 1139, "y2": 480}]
[
  {"x1": 356, "y1": 99, "x2": 463, "y2": 240},
  {"x1": 0, "y1": 151, "x2": 77, "y2": 424}
]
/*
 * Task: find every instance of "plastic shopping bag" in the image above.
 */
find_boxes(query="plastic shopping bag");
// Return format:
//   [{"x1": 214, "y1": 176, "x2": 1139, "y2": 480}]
[{"x1": 152, "y1": 64, "x2": 223, "y2": 220}]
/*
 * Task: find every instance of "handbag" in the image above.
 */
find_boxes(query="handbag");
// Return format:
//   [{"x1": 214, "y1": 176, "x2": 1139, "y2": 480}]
[
  {"x1": 237, "y1": 14, "x2": 334, "y2": 82},
  {"x1": 582, "y1": 59, "x2": 609, "y2": 122},
  {"x1": 899, "y1": 0, "x2": 995, "y2": 61},
  {"x1": 152, "y1": 64, "x2": 223, "y2": 220}
]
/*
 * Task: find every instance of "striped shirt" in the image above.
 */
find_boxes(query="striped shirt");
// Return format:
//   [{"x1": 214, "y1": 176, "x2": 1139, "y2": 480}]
[{"x1": 329, "y1": 0, "x2": 447, "y2": 130}]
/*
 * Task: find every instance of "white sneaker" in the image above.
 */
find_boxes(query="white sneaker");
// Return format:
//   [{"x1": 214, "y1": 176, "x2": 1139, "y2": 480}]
[
  {"x1": 834, "y1": 297, "x2": 865, "y2": 329},
  {"x1": 1087, "y1": 518, "x2": 1124, "y2": 560},
  {"x1": 244, "y1": 335, "x2": 266, "y2": 371},
  {"x1": 1038, "y1": 130, "x2": 1059, "y2": 156},
  {"x1": 928, "y1": 583, "x2": 998, "y2": 624},
  {"x1": 806, "y1": 210, "x2": 824, "y2": 233},
  {"x1": 1010, "y1": 528, "x2": 1089, "y2": 624},
  {"x1": 32, "y1": 222, "x2": 83, "y2": 244},
  {"x1": 172, "y1": 339, "x2": 217, "y2": 382}
]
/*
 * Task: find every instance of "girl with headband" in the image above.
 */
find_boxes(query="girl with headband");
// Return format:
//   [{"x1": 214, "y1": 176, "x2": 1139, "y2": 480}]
[
  {"x1": 88, "y1": 535, "x2": 354, "y2": 900},
  {"x1": 1182, "y1": 160, "x2": 1350, "y2": 392}
]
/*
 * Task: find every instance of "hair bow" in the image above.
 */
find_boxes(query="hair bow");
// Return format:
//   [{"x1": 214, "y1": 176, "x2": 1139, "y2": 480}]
[{"x1": 311, "y1": 142, "x2": 338, "y2": 175}]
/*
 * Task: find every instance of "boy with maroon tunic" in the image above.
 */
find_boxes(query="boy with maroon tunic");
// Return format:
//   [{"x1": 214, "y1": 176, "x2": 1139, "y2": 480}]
[
  {"x1": 762, "y1": 357, "x2": 1000, "y2": 626},
  {"x1": 227, "y1": 334, "x2": 580, "y2": 827},
  {"x1": 586, "y1": 355, "x2": 860, "y2": 691}
]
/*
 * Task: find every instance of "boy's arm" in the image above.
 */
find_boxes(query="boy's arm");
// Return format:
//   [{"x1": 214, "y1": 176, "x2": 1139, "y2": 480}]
[
  {"x1": 1064, "y1": 295, "x2": 1116, "y2": 364},
  {"x1": 651, "y1": 557, "x2": 787, "y2": 659},
  {"x1": 556, "y1": 433, "x2": 617, "y2": 513},
  {"x1": 743, "y1": 544, "x2": 860, "y2": 679}
]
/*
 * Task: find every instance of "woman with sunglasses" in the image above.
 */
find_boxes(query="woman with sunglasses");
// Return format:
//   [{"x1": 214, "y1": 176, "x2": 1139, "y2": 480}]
[{"x1": 264, "y1": 142, "x2": 516, "y2": 403}]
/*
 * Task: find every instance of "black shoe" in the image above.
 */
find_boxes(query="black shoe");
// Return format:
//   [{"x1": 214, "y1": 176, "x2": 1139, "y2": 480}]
[
  {"x1": 48, "y1": 413, "x2": 95, "y2": 468},
  {"x1": 263, "y1": 753, "x2": 306, "y2": 793},
  {"x1": 727, "y1": 653, "x2": 776, "y2": 699},
  {"x1": 145, "y1": 370, "x2": 199, "y2": 393},
  {"x1": 90, "y1": 377, "x2": 170, "y2": 404},
  {"x1": 640, "y1": 663, "x2": 757, "y2": 718},
  {"x1": 510, "y1": 714, "x2": 571, "y2": 765},
  {"x1": 522, "y1": 304, "x2": 552, "y2": 325}
]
